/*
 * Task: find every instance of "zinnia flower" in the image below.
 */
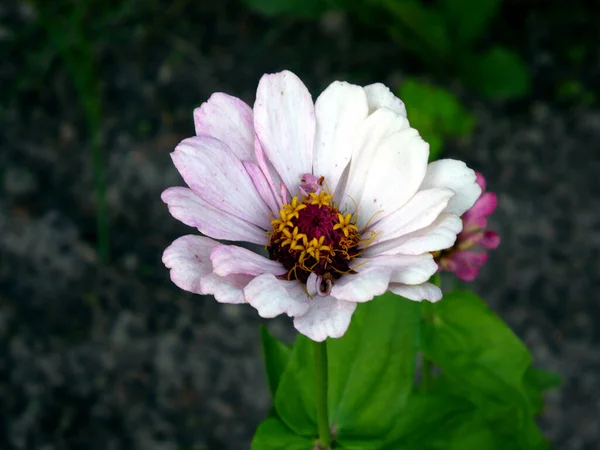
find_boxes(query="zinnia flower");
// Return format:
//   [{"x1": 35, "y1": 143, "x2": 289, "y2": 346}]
[
  {"x1": 162, "y1": 70, "x2": 481, "y2": 341},
  {"x1": 435, "y1": 172, "x2": 500, "y2": 281}
]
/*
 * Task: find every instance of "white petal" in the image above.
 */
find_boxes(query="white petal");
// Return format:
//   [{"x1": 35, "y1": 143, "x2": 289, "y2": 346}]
[
  {"x1": 254, "y1": 70, "x2": 315, "y2": 194},
  {"x1": 330, "y1": 266, "x2": 391, "y2": 303},
  {"x1": 368, "y1": 213, "x2": 462, "y2": 256},
  {"x1": 210, "y1": 245, "x2": 285, "y2": 277},
  {"x1": 254, "y1": 136, "x2": 284, "y2": 208},
  {"x1": 193, "y1": 93, "x2": 254, "y2": 160},
  {"x1": 200, "y1": 273, "x2": 253, "y2": 304},
  {"x1": 243, "y1": 161, "x2": 280, "y2": 214},
  {"x1": 171, "y1": 136, "x2": 271, "y2": 228},
  {"x1": 356, "y1": 132, "x2": 429, "y2": 229},
  {"x1": 244, "y1": 273, "x2": 311, "y2": 318},
  {"x1": 313, "y1": 81, "x2": 369, "y2": 193},
  {"x1": 363, "y1": 253, "x2": 437, "y2": 285},
  {"x1": 340, "y1": 108, "x2": 410, "y2": 213},
  {"x1": 363, "y1": 83, "x2": 407, "y2": 117},
  {"x1": 389, "y1": 282, "x2": 442, "y2": 302},
  {"x1": 371, "y1": 188, "x2": 454, "y2": 245},
  {"x1": 162, "y1": 187, "x2": 268, "y2": 245},
  {"x1": 419, "y1": 159, "x2": 482, "y2": 216},
  {"x1": 306, "y1": 272, "x2": 320, "y2": 297},
  {"x1": 293, "y1": 296, "x2": 357, "y2": 342},
  {"x1": 162, "y1": 235, "x2": 219, "y2": 294}
]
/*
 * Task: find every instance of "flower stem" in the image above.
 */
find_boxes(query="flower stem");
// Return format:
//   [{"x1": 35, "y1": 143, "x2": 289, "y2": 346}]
[{"x1": 312, "y1": 340, "x2": 332, "y2": 449}]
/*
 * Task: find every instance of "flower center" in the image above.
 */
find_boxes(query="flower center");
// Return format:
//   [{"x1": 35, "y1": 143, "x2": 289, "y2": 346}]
[{"x1": 267, "y1": 175, "x2": 363, "y2": 295}]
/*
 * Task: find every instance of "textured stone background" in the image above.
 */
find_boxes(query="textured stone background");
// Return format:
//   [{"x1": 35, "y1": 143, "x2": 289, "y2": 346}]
[{"x1": 1, "y1": 1, "x2": 599, "y2": 449}]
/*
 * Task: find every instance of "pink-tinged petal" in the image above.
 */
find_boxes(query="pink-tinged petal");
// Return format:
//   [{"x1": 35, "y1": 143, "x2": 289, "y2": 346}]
[
  {"x1": 245, "y1": 273, "x2": 311, "y2": 318},
  {"x1": 299, "y1": 173, "x2": 323, "y2": 196},
  {"x1": 481, "y1": 230, "x2": 500, "y2": 249},
  {"x1": 363, "y1": 83, "x2": 407, "y2": 117},
  {"x1": 356, "y1": 131, "x2": 429, "y2": 229},
  {"x1": 364, "y1": 253, "x2": 437, "y2": 285},
  {"x1": 210, "y1": 245, "x2": 285, "y2": 277},
  {"x1": 171, "y1": 136, "x2": 271, "y2": 228},
  {"x1": 293, "y1": 296, "x2": 357, "y2": 342},
  {"x1": 371, "y1": 188, "x2": 454, "y2": 245},
  {"x1": 463, "y1": 215, "x2": 488, "y2": 231},
  {"x1": 254, "y1": 70, "x2": 315, "y2": 194},
  {"x1": 162, "y1": 235, "x2": 219, "y2": 294},
  {"x1": 463, "y1": 192, "x2": 498, "y2": 221},
  {"x1": 366, "y1": 213, "x2": 462, "y2": 257},
  {"x1": 454, "y1": 264, "x2": 480, "y2": 282},
  {"x1": 243, "y1": 161, "x2": 280, "y2": 214},
  {"x1": 200, "y1": 273, "x2": 253, "y2": 304},
  {"x1": 420, "y1": 159, "x2": 481, "y2": 216},
  {"x1": 340, "y1": 108, "x2": 410, "y2": 214},
  {"x1": 330, "y1": 266, "x2": 392, "y2": 303},
  {"x1": 254, "y1": 136, "x2": 284, "y2": 208},
  {"x1": 452, "y1": 251, "x2": 489, "y2": 282},
  {"x1": 389, "y1": 282, "x2": 442, "y2": 302},
  {"x1": 193, "y1": 93, "x2": 254, "y2": 160},
  {"x1": 475, "y1": 171, "x2": 486, "y2": 191},
  {"x1": 161, "y1": 187, "x2": 268, "y2": 245},
  {"x1": 313, "y1": 81, "x2": 369, "y2": 194}
]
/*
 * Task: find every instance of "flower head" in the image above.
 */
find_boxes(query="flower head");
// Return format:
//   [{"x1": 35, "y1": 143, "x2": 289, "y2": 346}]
[
  {"x1": 435, "y1": 172, "x2": 500, "y2": 281},
  {"x1": 162, "y1": 70, "x2": 481, "y2": 341}
]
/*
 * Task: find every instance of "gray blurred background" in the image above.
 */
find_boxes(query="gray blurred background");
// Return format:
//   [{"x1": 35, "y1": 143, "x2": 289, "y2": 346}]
[{"x1": 1, "y1": 0, "x2": 599, "y2": 449}]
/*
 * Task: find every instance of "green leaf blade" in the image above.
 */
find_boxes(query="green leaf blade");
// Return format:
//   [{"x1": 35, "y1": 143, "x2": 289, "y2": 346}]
[
  {"x1": 274, "y1": 334, "x2": 317, "y2": 437},
  {"x1": 252, "y1": 417, "x2": 314, "y2": 450},
  {"x1": 329, "y1": 292, "x2": 420, "y2": 442},
  {"x1": 260, "y1": 325, "x2": 292, "y2": 399}
]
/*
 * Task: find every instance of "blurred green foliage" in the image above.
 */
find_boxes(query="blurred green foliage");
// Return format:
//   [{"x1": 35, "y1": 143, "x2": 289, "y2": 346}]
[
  {"x1": 25, "y1": 0, "x2": 126, "y2": 263},
  {"x1": 243, "y1": 0, "x2": 531, "y2": 101},
  {"x1": 557, "y1": 80, "x2": 596, "y2": 107},
  {"x1": 398, "y1": 78, "x2": 475, "y2": 160}
]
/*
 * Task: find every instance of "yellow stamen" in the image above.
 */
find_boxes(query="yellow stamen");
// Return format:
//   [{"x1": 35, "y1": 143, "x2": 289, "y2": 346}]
[
  {"x1": 333, "y1": 212, "x2": 359, "y2": 237},
  {"x1": 306, "y1": 236, "x2": 331, "y2": 261},
  {"x1": 282, "y1": 196, "x2": 307, "y2": 220},
  {"x1": 271, "y1": 209, "x2": 294, "y2": 232},
  {"x1": 308, "y1": 191, "x2": 332, "y2": 208},
  {"x1": 281, "y1": 226, "x2": 307, "y2": 249}
]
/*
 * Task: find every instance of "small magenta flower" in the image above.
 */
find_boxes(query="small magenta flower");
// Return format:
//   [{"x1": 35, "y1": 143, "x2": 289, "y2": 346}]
[
  {"x1": 436, "y1": 172, "x2": 500, "y2": 281},
  {"x1": 162, "y1": 70, "x2": 481, "y2": 341}
]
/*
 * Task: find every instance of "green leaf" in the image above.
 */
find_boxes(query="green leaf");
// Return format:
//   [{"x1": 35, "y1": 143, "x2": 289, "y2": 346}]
[
  {"x1": 421, "y1": 291, "x2": 532, "y2": 411},
  {"x1": 432, "y1": 375, "x2": 549, "y2": 449},
  {"x1": 339, "y1": 392, "x2": 499, "y2": 450},
  {"x1": 523, "y1": 366, "x2": 562, "y2": 414},
  {"x1": 260, "y1": 326, "x2": 292, "y2": 398},
  {"x1": 329, "y1": 292, "x2": 420, "y2": 442},
  {"x1": 398, "y1": 78, "x2": 475, "y2": 160},
  {"x1": 421, "y1": 291, "x2": 550, "y2": 448},
  {"x1": 441, "y1": 0, "x2": 500, "y2": 45},
  {"x1": 242, "y1": 0, "x2": 340, "y2": 18},
  {"x1": 466, "y1": 47, "x2": 530, "y2": 100},
  {"x1": 274, "y1": 334, "x2": 317, "y2": 437},
  {"x1": 252, "y1": 417, "x2": 314, "y2": 450}
]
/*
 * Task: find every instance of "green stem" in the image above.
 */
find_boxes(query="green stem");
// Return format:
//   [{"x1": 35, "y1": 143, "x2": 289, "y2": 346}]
[{"x1": 312, "y1": 340, "x2": 332, "y2": 449}]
